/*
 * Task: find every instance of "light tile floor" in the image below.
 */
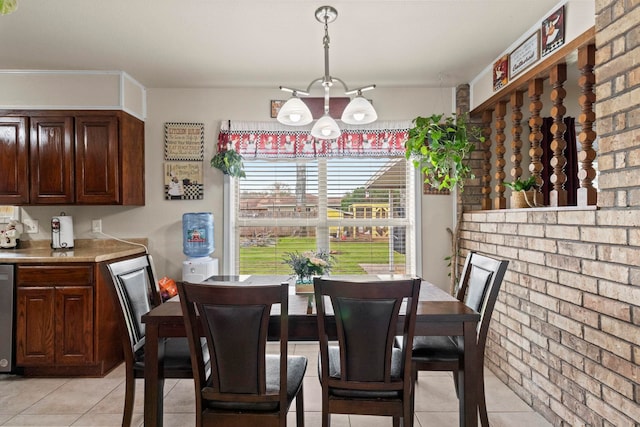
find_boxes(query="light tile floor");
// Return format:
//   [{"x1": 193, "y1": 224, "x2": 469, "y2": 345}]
[{"x1": 0, "y1": 343, "x2": 551, "y2": 426}]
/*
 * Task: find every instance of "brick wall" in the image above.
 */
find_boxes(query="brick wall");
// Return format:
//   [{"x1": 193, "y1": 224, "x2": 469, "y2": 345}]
[{"x1": 458, "y1": 1, "x2": 640, "y2": 425}]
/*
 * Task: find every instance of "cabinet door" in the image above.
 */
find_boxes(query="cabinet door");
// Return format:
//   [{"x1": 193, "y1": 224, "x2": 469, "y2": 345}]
[
  {"x1": 30, "y1": 116, "x2": 75, "y2": 204},
  {"x1": 0, "y1": 117, "x2": 29, "y2": 204},
  {"x1": 75, "y1": 115, "x2": 119, "y2": 204},
  {"x1": 16, "y1": 287, "x2": 56, "y2": 366},
  {"x1": 55, "y1": 286, "x2": 94, "y2": 365}
]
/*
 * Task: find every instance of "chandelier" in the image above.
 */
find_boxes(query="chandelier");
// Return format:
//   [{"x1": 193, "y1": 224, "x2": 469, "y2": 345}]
[{"x1": 277, "y1": 5, "x2": 377, "y2": 140}]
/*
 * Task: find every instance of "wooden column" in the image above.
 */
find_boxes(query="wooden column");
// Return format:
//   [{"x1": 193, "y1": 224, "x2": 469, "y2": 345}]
[
  {"x1": 481, "y1": 109, "x2": 493, "y2": 210},
  {"x1": 577, "y1": 44, "x2": 597, "y2": 206},
  {"x1": 549, "y1": 63, "x2": 568, "y2": 206},
  {"x1": 493, "y1": 102, "x2": 507, "y2": 210},
  {"x1": 528, "y1": 79, "x2": 544, "y2": 189},
  {"x1": 510, "y1": 91, "x2": 524, "y2": 181}
]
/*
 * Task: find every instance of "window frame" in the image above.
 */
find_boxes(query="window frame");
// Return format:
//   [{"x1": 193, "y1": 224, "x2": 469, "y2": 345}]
[{"x1": 223, "y1": 157, "x2": 422, "y2": 277}]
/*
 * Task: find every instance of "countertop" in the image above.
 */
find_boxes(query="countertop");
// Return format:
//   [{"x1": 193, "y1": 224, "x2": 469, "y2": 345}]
[{"x1": 0, "y1": 238, "x2": 147, "y2": 264}]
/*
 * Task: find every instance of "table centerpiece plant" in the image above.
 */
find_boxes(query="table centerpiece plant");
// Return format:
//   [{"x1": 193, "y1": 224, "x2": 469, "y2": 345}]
[{"x1": 283, "y1": 250, "x2": 334, "y2": 293}]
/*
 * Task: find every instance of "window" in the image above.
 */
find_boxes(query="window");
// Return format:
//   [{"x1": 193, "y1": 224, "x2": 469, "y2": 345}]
[{"x1": 230, "y1": 157, "x2": 416, "y2": 277}]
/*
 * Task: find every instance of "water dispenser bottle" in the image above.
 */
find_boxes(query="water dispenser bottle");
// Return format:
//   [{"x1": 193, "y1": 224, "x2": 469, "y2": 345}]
[{"x1": 182, "y1": 212, "x2": 214, "y2": 258}]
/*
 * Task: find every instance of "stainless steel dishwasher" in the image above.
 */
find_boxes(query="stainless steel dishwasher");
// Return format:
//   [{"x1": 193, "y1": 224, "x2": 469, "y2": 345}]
[{"x1": 0, "y1": 264, "x2": 15, "y2": 373}]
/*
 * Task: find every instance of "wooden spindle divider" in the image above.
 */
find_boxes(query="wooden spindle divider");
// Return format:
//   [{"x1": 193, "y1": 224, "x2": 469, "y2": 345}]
[
  {"x1": 528, "y1": 79, "x2": 544, "y2": 190},
  {"x1": 481, "y1": 109, "x2": 493, "y2": 210},
  {"x1": 494, "y1": 102, "x2": 507, "y2": 209},
  {"x1": 510, "y1": 91, "x2": 524, "y2": 181},
  {"x1": 549, "y1": 63, "x2": 568, "y2": 206},
  {"x1": 577, "y1": 44, "x2": 597, "y2": 206}
]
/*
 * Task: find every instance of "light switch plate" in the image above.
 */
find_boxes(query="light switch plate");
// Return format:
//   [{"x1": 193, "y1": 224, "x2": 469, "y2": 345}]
[{"x1": 24, "y1": 219, "x2": 39, "y2": 234}]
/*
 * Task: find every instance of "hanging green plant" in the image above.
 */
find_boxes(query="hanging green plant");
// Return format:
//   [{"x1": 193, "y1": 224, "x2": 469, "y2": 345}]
[
  {"x1": 0, "y1": 0, "x2": 18, "y2": 15},
  {"x1": 210, "y1": 149, "x2": 246, "y2": 178},
  {"x1": 405, "y1": 113, "x2": 483, "y2": 191}
]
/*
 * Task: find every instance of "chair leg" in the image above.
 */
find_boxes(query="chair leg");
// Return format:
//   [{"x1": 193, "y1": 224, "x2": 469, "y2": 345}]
[
  {"x1": 452, "y1": 369, "x2": 459, "y2": 398},
  {"x1": 393, "y1": 416, "x2": 400, "y2": 427},
  {"x1": 296, "y1": 384, "x2": 305, "y2": 427},
  {"x1": 409, "y1": 381, "x2": 415, "y2": 427},
  {"x1": 321, "y1": 399, "x2": 330, "y2": 427},
  {"x1": 122, "y1": 368, "x2": 135, "y2": 427},
  {"x1": 478, "y1": 368, "x2": 489, "y2": 427}
]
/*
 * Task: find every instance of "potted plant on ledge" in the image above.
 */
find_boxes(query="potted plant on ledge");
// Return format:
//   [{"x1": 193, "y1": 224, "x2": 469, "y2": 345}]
[
  {"x1": 504, "y1": 176, "x2": 543, "y2": 208},
  {"x1": 404, "y1": 113, "x2": 483, "y2": 192}
]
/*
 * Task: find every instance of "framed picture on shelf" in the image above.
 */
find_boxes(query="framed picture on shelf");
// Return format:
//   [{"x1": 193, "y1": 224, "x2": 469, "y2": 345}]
[
  {"x1": 493, "y1": 55, "x2": 509, "y2": 91},
  {"x1": 510, "y1": 31, "x2": 540, "y2": 78},
  {"x1": 541, "y1": 5, "x2": 565, "y2": 57}
]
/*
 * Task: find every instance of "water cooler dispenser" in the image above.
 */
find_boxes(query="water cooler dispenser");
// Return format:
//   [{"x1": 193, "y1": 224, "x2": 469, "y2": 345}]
[{"x1": 182, "y1": 212, "x2": 218, "y2": 282}]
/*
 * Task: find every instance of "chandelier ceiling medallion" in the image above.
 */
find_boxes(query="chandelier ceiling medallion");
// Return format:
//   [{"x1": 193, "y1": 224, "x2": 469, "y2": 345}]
[{"x1": 277, "y1": 5, "x2": 377, "y2": 140}]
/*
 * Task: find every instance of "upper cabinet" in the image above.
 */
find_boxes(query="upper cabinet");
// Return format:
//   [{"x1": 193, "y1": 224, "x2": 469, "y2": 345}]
[
  {"x1": 30, "y1": 116, "x2": 75, "y2": 204},
  {"x1": 0, "y1": 117, "x2": 29, "y2": 204},
  {"x1": 0, "y1": 110, "x2": 145, "y2": 206}
]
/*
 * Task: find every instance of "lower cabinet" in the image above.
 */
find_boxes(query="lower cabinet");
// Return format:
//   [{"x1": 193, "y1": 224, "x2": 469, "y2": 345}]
[{"x1": 15, "y1": 263, "x2": 122, "y2": 377}]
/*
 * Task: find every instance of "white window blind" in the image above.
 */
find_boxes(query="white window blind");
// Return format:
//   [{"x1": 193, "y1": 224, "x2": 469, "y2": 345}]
[{"x1": 232, "y1": 157, "x2": 416, "y2": 277}]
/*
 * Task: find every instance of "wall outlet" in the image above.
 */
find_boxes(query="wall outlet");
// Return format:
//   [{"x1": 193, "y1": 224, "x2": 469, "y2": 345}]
[
  {"x1": 24, "y1": 219, "x2": 39, "y2": 234},
  {"x1": 92, "y1": 219, "x2": 102, "y2": 233}
]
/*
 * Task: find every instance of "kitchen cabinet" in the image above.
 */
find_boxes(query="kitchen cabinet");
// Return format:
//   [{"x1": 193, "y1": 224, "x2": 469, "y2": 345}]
[
  {"x1": 15, "y1": 263, "x2": 123, "y2": 376},
  {"x1": 0, "y1": 110, "x2": 144, "y2": 206},
  {"x1": 0, "y1": 117, "x2": 29, "y2": 204},
  {"x1": 30, "y1": 116, "x2": 75, "y2": 204}
]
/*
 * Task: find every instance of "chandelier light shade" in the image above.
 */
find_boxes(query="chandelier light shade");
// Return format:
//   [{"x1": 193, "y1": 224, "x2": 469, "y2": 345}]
[
  {"x1": 277, "y1": 5, "x2": 377, "y2": 139},
  {"x1": 311, "y1": 114, "x2": 342, "y2": 139},
  {"x1": 276, "y1": 95, "x2": 313, "y2": 126},
  {"x1": 341, "y1": 93, "x2": 378, "y2": 125}
]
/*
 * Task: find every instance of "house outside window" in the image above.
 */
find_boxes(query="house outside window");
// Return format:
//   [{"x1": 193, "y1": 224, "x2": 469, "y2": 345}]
[{"x1": 230, "y1": 157, "x2": 416, "y2": 277}]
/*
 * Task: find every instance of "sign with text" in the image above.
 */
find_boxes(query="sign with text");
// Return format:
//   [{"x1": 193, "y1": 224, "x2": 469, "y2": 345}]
[
  {"x1": 510, "y1": 31, "x2": 540, "y2": 79},
  {"x1": 164, "y1": 122, "x2": 204, "y2": 161}
]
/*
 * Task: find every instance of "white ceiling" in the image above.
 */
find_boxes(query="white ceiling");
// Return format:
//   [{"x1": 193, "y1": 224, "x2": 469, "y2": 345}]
[{"x1": 1, "y1": 0, "x2": 563, "y2": 90}]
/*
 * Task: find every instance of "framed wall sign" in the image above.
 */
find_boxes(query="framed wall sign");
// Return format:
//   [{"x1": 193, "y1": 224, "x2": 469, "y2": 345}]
[
  {"x1": 270, "y1": 100, "x2": 285, "y2": 118},
  {"x1": 510, "y1": 31, "x2": 540, "y2": 78},
  {"x1": 493, "y1": 55, "x2": 509, "y2": 92},
  {"x1": 164, "y1": 161, "x2": 204, "y2": 200},
  {"x1": 541, "y1": 5, "x2": 565, "y2": 57},
  {"x1": 164, "y1": 122, "x2": 204, "y2": 161}
]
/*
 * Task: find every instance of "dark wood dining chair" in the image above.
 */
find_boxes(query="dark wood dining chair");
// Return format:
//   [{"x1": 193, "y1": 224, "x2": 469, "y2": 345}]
[
  {"x1": 409, "y1": 252, "x2": 508, "y2": 427},
  {"x1": 313, "y1": 277, "x2": 422, "y2": 427},
  {"x1": 177, "y1": 281, "x2": 307, "y2": 427},
  {"x1": 102, "y1": 254, "x2": 195, "y2": 427}
]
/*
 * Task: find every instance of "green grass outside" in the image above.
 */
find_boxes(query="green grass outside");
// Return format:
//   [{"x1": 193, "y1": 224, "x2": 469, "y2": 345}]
[{"x1": 239, "y1": 236, "x2": 406, "y2": 275}]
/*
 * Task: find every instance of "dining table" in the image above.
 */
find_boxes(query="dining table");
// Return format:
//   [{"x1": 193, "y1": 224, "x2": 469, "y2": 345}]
[{"x1": 141, "y1": 275, "x2": 481, "y2": 427}]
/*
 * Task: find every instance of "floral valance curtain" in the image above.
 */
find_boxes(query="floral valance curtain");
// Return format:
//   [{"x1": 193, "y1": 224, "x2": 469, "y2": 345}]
[{"x1": 217, "y1": 120, "x2": 410, "y2": 158}]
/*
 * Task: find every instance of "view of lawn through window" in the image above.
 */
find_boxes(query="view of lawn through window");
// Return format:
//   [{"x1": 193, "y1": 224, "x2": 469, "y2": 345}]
[
  {"x1": 239, "y1": 236, "x2": 407, "y2": 276},
  {"x1": 234, "y1": 157, "x2": 415, "y2": 276}
]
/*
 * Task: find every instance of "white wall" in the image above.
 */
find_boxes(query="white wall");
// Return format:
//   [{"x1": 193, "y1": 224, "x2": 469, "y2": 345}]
[{"x1": 19, "y1": 85, "x2": 455, "y2": 288}]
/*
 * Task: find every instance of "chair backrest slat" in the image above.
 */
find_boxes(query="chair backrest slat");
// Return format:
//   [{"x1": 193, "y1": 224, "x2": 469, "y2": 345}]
[
  {"x1": 178, "y1": 282, "x2": 288, "y2": 404},
  {"x1": 314, "y1": 277, "x2": 421, "y2": 390},
  {"x1": 455, "y1": 252, "x2": 509, "y2": 345},
  {"x1": 102, "y1": 255, "x2": 159, "y2": 354}
]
